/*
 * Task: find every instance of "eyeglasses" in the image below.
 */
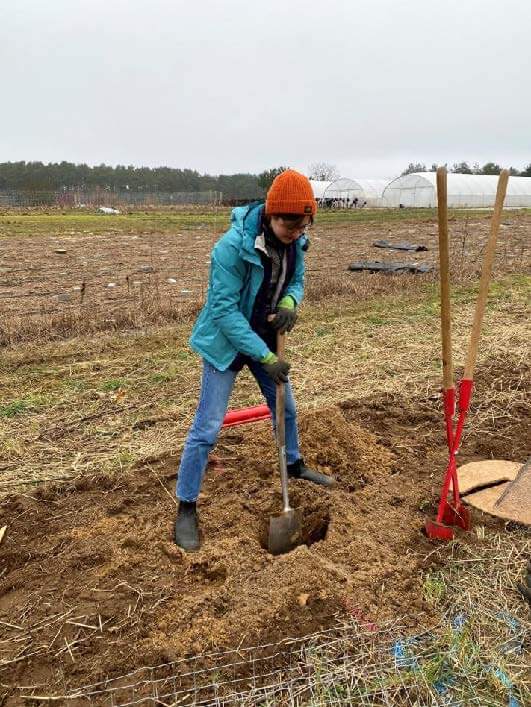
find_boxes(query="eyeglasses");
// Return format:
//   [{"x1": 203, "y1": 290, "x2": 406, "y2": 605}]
[{"x1": 279, "y1": 219, "x2": 312, "y2": 233}]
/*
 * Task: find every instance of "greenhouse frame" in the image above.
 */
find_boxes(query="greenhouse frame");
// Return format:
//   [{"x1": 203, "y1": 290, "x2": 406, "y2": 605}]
[
  {"x1": 322, "y1": 178, "x2": 390, "y2": 207},
  {"x1": 382, "y1": 172, "x2": 531, "y2": 208},
  {"x1": 309, "y1": 180, "x2": 332, "y2": 200}
]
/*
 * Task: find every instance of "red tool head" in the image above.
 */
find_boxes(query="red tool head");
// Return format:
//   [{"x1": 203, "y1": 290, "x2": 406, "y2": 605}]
[
  {"x1": 441, "y1": 502, "x2": 471, "y2": 530},
  {"x1": 425, "y1": 502, "x2": 471, "y2": 540},
  {"x1": 425, "y1": 518, "x2": 455, "y2": 541}
]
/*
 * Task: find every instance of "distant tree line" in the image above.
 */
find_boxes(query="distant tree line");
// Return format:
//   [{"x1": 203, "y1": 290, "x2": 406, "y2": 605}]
[
  {"x1": 0, "y1": 161, "x2": 269, "y2": 199},
  {"x1": 1, "y1": 161, "x2": 528, "y2": 199},
  {"x1": 0, "y1": 161, "x2": 345, "y2": 198},
  {"x1": 401, "y1": 161, "x2": 531, "y2": 176}
]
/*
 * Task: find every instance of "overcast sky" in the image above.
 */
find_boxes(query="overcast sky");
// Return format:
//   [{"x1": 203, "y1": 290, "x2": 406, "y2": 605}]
[{"x1": 1, "y1": 0, "x2": 530, "y2": 178}]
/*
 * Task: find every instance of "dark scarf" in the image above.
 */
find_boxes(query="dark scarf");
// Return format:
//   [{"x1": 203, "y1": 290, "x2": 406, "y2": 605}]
[
  {"x1": 262, "y1": 220, "x2": 288, "y2": 313},
  {"x1": 228, "y1": 221, "x2": 297, "y2": 371}
]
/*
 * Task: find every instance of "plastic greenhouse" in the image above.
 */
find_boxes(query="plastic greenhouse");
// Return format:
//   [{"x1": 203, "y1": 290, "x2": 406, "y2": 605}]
[
  {"x1": 323, "y1": 178, "x2": 390, "y2": 207},
  {"x1": 309, "y1": 180, "x2": 332, "y2": 199},
  {"x1": 382, "y1": 173, "x2": 531, "y2": 208}
]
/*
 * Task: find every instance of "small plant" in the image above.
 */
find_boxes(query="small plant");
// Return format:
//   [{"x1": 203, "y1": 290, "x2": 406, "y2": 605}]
[
  {"x1": 0, "y1": 395, "x2": 47, "y2": 417},
  {"x1": 418, "y1": 498, "x2": 431, "y2": 512},
  {"x1": 150, "y1": 364, "x2": 178, "y2": 383},
  {"x1": 365, "y1": 314, "x2": 387, "y2": 325},
  {"x1": 102, "y1": 378, "x2": 126, "y2": 392},
  {"x1": 63, "y1": 378, "x2": 88, "y2": 391},
  {"x1": 104, "y1": 449, "x2": 136, "y2": 474},
  {"x1": 0, "y1": 399, "x2": 30, "y2": 417},
  {"x1": 150, "y1": 372, "x2": 174, "y2": 383},
  {"x1": 423, "y1": 572, "x2": 447, "y2": 604}
]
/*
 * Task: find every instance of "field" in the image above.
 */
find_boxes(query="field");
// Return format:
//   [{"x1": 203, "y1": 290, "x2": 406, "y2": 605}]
[
  {"x1": 2, "y1": 207, "x2": 528, "y2": 345},
  {"x1": 0, "y1": 207, "x2": 530, "y2": 704}
]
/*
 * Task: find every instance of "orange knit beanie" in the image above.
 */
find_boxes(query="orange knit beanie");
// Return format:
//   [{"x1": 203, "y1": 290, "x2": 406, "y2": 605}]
[{"x1": 265, "y1": 169, "x2": 317, "y2": 216}]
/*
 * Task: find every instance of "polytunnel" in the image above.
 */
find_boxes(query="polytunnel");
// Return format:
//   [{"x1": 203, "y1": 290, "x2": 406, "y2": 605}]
[
  {"x1": 382, "y1": 173, "x2": 531, "y2": 208},
  {"x1": 309, "y1": 180, "x2": 332, "y2": 199},
  {"x1": 323, "y1": 178, "x2": 390, "y2": 207}
]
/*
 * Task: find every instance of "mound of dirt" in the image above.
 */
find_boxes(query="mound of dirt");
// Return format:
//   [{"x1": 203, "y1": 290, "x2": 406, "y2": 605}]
[
  {"x1": 0, "y1": 392, "x2": 528, "y2": 701},
  {"x1": 220, "y1": 407, "x2": 394, "y2": 489}
]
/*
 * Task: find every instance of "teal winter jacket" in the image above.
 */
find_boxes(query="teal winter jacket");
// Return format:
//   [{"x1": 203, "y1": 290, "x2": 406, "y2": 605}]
[{"x1": 190, "y1": 202, "x2": 307, "y2": 371}]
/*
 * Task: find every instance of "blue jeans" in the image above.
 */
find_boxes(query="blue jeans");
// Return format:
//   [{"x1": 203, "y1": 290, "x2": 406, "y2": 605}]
[{"x1": 177, "y1": 359, "x2": 300, "y2": 502}]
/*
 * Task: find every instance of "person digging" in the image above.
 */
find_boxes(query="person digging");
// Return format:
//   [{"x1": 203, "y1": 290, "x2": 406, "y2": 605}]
[{"x1": 174, "y1": 170, "x2": 335, "y2": 552}]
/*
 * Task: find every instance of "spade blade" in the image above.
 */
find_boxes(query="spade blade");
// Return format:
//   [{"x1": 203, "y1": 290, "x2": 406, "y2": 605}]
[{"x1": 268, "y1": 509, "x2": 303, "y2": 556}]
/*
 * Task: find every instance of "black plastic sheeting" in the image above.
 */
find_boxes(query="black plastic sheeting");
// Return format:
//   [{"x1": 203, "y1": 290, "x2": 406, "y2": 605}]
[
  {"x1": 373, "y1": 239, "x2": 428, "y2": 252},
  {"x1": 348, "y1": 261, "x2": 433, "y2": 274}
]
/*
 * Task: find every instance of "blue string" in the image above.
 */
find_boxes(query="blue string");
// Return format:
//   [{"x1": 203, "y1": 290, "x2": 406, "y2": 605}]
[{"x1": 390, "y1": 617, "x2": 522, "y2": 706}]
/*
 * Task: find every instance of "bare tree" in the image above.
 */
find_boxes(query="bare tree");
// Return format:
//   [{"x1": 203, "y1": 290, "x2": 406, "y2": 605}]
[
  {"x1": 308, "y1": 162, "x2": 340, "y2": 181},
  {"x1": 401, "y1": 162, "x2": 427, "y2": 176}
]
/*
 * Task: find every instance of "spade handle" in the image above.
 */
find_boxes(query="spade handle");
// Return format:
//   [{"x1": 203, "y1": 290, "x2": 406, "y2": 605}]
[
  {"x1": 275, "y1": 332, "x2": 291, "y2": 512},
  {"x1": 437, "y1": 167, "x2": 453, "y2": 391},
  {"x1": 463, "y1": 170, "x2": 509, "y2": 380}
]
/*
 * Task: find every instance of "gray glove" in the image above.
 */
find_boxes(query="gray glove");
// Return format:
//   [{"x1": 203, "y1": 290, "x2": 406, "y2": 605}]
[
  {"x1": 262, "y1": 358, "x2": 290, "y2": 384},
  {"x1": 271, "y1": 308, "x2": 298, "y2": 334}
]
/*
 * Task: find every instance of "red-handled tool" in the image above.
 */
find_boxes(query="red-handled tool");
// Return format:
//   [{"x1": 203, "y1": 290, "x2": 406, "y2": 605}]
[
  {"x1": 222, "y1": 404, "x2": 271, "y2": 427},
  {"x1": 425, "y1": 168, "x2": 510, "y2": 540}
]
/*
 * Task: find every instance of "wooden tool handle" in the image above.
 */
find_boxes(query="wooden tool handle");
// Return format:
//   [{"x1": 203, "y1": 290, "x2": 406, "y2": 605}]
[
  {"x1": 276, "y1": 330, "x2": 286, "y2": 359},
  {"x1": 275, "y1": 332, "x2": 286, "y2": 447},
  {"x1": 275, "y1": 331, "x2": 290, "y2": 511},
  {"x1": 437, "y1": 166, "x2": 453, "y2": 390},
  {"x1": 463, "y1": 170, "x2": 510, "y2": 380}
]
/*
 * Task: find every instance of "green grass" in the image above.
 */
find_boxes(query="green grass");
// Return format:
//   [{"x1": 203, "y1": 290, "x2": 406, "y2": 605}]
[
  {"x1": 2, "y1": 207, "x2": 529, "y2": 239},
  {"x1": 0, "y1": 211, "x2": 231, "y2": 238},
  {"x1": 0, "y1": 400, "x2": 31, "y2": 417},
  {"x1": 364, "y1": 314, "x2": 389, "y2": 326},
  {"x1": 62, "y1": 378, "x2": 89, "y2": 392},
  {"x1": 0, "y1": 394, "x2": 49, "y2": 417},
  {"x1": 401, "y1": 274, "x2": 530, "y2": 321},
  {"x1": 313, "y1": 207, "x2": 531, "y2": 225},
  {"x1": 303, "y1": 611, "x2": 529, "y2": 705},
  {"x1": 0, "y1": 270, "x2": 528, "y2": 494},
  {"x1": 423, "y1": 572, "x2": 447, "y2": 604},
  {"x1": 149, "y1": 365, "x2": 180, "y2": 383},
  {"x1": 109, "y1": 449, "x2": 136, "y2": 471},
  {"x1": 101, "y1": 378, "x2": 127, "y2": 392}
]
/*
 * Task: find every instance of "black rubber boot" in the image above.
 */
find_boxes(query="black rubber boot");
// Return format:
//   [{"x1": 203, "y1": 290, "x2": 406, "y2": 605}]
[
  {"x1": 287, "y1": 458, "x2": 336, "y2": 487},
  {"x1": 174, "y1": 500, "x2": 201, "y2": 552}
]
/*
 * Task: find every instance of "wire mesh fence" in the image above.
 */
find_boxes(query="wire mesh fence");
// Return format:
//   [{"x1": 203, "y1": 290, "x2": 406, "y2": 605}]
[
  {"x1": 16, "y1": 606, "x2": 529, "y2": 706},
  {"x1": 0, "y1": 190, "x2": 223, "y2": 208}
]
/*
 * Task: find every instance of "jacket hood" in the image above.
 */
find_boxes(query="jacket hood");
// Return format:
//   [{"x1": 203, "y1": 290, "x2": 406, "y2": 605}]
[
  {"x1": 230, "y1": 201, "x2": 264, "y2": 253},
  {"x1": 230, "y1": 201, "x2": 308, "y2": 257}
]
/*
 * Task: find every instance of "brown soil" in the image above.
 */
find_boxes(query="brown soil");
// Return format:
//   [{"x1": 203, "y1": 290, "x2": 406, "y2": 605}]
[
  {"x1": 1, "y1": 374, "x2": 529, "y2": 702},
  {"x1": 1, "y1": 211, "x2": 529, "y2": 344}
]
